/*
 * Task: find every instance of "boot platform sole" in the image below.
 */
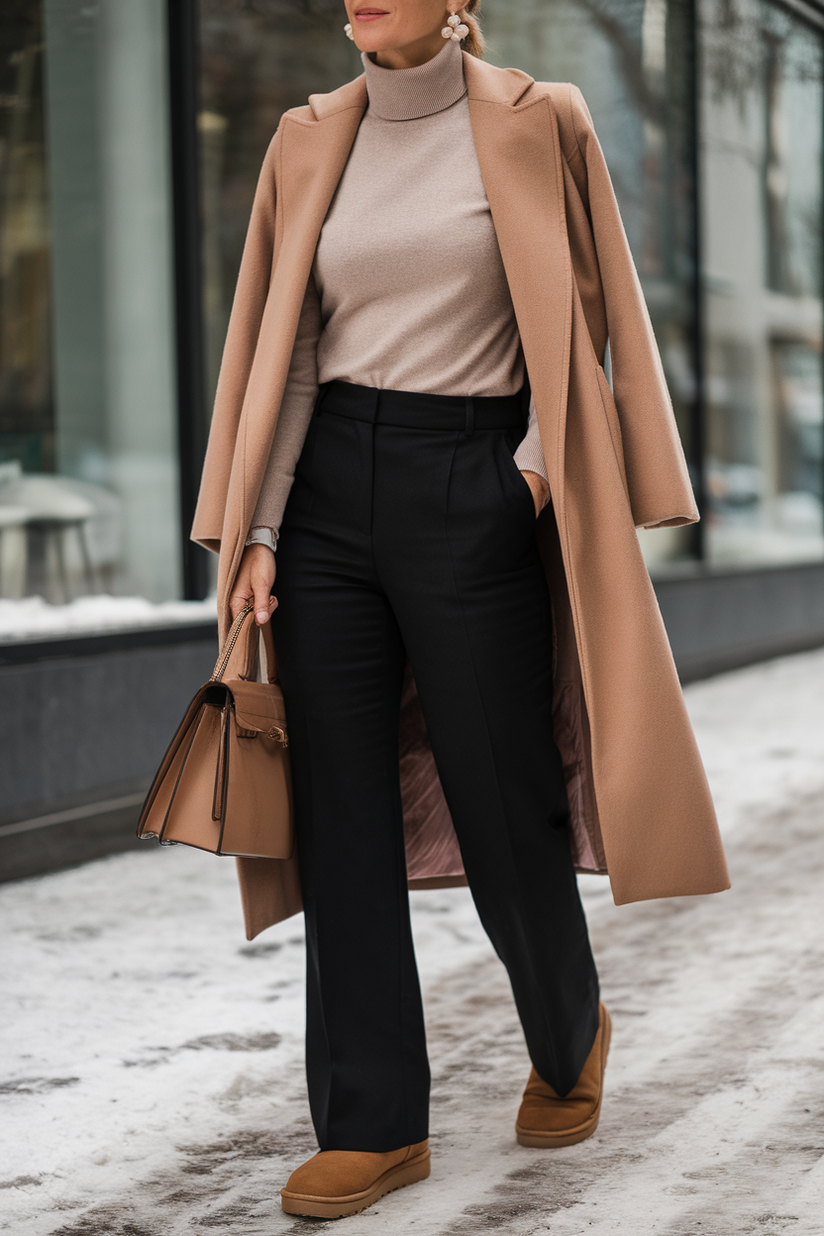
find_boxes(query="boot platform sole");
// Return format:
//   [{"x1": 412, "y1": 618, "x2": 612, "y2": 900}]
[
  {"x1": 280, "y1": 1147, "x2": 431, "y2": 1218},
  {"x1": 515, "y1": 1006, "x2": 612, "y2": 1148}
]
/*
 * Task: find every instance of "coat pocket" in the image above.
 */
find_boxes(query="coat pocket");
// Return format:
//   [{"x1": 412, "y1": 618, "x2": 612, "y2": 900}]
[{"x1": 594, "y1": 365, "x2": 630, "y2": 501}]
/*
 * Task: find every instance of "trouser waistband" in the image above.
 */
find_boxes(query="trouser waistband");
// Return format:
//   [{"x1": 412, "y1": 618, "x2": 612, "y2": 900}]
[{"x1": 317, "y1": 379, "x2": 527, "y2": 434}]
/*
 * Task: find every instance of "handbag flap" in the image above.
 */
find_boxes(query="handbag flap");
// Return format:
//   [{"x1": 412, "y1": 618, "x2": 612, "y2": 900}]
[{"x1": 228, "y1": 678, "x2": 288, "y2": 738}]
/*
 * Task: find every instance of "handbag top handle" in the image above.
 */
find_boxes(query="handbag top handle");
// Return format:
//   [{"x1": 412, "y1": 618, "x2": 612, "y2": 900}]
[{"x1": 211, "y1": 604, "x2": 280, "y2": 685}]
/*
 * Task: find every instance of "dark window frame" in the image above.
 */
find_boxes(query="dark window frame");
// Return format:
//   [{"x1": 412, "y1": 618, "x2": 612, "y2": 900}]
[{"x1": 167, "y1": 0, "x2": 210, "y2": 602}]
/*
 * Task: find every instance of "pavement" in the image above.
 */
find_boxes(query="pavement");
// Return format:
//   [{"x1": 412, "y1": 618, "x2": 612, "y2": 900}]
[{"x1": 2, "y1": 647, "x2": 824, "y2": 1235}]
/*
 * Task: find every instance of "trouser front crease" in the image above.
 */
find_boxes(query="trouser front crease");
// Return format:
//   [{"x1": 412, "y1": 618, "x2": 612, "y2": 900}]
[{"x1": 272, "y1": 382, "x2": 600, "y2": 1153}]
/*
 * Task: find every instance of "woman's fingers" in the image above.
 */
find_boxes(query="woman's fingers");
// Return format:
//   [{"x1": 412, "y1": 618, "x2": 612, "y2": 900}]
[
  {"x1": 253, "y1": 575, "x2": 278, "y2": 626},
  {"x1": 248, "y1": 545, "x2": 277, "y2": 626},
  {"x1": 229, "y1": 584, "x2": 252, "y2": 618},
  {"x1": 229, "y1": 544, "x2": 277, "y2": 623},
  {"x1": 520, "y1": 469, "x2": 550, "y2": 518}
]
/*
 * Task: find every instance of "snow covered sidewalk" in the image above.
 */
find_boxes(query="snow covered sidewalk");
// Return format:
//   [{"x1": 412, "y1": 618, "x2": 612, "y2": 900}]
[{"x1": 2, "y1": 649, "x2": 824, "y2": 1235}]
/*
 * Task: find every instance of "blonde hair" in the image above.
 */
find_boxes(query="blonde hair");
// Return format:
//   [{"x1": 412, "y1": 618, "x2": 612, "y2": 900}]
[{"x1": 457, "y1": 2, "x2": 485, "y2": 59}]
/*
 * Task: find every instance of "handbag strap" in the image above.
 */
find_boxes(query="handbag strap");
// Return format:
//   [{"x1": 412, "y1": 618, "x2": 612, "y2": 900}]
[
  {"x1": 211, "y1": 603, "x2": 253, "y2": 682},
  {"x1": 258, "y1": 617, "x2": 280, "y2": 684},
  {"x1": 244, "y1": 615, "x2": 280, "y2": 684},
  {"x1": 211, "y1": 603, "x2": 280, "y2": 685}
]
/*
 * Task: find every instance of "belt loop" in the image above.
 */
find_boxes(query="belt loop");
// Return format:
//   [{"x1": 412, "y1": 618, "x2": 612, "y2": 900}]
[
  {"x1": 464, "y1": 396, "x2": 475, "y2": 437},
  {"x1": 371, "y1": 388, "x2": 380, "y2": 425}
]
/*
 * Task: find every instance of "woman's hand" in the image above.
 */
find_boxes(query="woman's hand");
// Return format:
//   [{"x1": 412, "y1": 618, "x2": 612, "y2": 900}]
[
  {"x1": 521, "y1": 470, "x2": 551, "y2": 518},
  {"x1": 230, "y1": 543, "x2": 278, "y2": 625}
]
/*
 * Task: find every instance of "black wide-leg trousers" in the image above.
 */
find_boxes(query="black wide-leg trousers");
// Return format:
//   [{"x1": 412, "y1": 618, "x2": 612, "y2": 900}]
[{"x1": 272, "y1": 380, "x2": 600, "y2": 1153}]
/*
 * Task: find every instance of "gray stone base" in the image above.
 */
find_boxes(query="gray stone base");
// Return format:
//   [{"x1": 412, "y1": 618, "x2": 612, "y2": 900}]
[
  {"x1": 0, "y1": 791, "x2": 147, "y2": 882},
  {"x1": 0, "y1": 624, "x2": 216, "y2": 883},
  {"x1": 655, "y1": 561, "x2": 824, "y2": 682}
]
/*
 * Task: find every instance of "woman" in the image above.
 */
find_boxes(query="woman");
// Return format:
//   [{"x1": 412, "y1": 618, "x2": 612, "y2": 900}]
[{"x1": 192, "y1": 0, "x2": 730, "y2": 1220}]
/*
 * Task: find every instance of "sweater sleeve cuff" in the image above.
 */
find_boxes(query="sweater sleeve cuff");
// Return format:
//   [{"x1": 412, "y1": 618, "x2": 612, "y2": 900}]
[
  {"x1": 245, "y1": 526, "x2": 278, "y2": 553},
  {"x1": 512, "y1": 397, "x2": 549, "y2": 484}
]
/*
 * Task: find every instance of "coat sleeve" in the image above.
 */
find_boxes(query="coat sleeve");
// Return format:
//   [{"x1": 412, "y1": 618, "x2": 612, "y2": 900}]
[
  {"x1": 191, "y1": 126, "x2": 282, "y2": 553},
  {"x1": 565, "y1": 86, "x2": 699, "y2": 530}
]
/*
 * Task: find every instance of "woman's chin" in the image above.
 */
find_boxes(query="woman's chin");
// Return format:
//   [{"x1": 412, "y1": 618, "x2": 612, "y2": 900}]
[{"x1": 352, "y1": 36, "x2": 391, "y2": 55}]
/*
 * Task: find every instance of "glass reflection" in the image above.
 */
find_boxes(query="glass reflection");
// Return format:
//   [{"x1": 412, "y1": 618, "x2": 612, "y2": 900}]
[
  {"x1": 701, "y1": 0, "x2": 824, "y2": 564},
  {"x1": 0, "y1": 0, "x2": 181, "y2": 612}
]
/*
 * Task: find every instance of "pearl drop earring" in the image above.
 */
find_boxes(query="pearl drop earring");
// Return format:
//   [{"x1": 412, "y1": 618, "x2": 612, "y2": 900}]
[
  {"x1": 442, "y1": 13, "x2": 470, "y2": 40},
  {"x1": 344, "y1": 22, "x2": 354, "y2": 39}
]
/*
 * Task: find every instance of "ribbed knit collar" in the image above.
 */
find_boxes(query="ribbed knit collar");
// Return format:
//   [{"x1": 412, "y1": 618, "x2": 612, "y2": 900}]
[{"x1": 362, "y1": 37, "x2": 466, "y2": 121}]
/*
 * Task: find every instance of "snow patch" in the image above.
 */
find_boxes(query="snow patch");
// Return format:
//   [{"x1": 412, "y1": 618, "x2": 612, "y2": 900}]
[
  {"x1": 2, "y1": 645, "x2": 824, "y2": 1233},
  {"x1": 0, "y1": 593, "x2": 217, "y2": 642}
]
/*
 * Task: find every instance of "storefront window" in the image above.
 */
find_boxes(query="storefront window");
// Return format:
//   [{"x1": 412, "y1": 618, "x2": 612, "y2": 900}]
[
  {"x1": 700, "y1": 0, "x2": 824, "y2": 565},
  {"x1": 0, "y1": 0, "x2": 198, "y2": 637},
  {"x1": 1, "y1": 1, "x2": 818, "y2": 635}
]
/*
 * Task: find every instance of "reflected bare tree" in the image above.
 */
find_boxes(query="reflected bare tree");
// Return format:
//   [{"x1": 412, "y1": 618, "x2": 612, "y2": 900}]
[
  {"x1": 576, "y1": 0, "x2": 661, "y2": 120},
  {"x1": 702, "y1": 0, "x2": 821, "y2": 109}
]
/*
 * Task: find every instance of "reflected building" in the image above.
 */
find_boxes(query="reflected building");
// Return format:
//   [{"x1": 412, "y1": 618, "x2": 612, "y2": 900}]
[
  {"x1": 701, "y1": 0, "x2": 824, "y2": 566},
  {"x1": 2, "y1": 0, "x2": 824, "y2": 879},
  {"x1": 1, "y1": 0, "x2": 180, "y2": 605}
]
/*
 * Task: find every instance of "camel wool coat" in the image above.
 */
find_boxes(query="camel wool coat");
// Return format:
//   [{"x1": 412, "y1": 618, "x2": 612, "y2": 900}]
[{"x1": 192, "y1": 52, "x2": 730, "y2": 940}]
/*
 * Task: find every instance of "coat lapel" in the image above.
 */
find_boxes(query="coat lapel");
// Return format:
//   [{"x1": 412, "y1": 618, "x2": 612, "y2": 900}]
[
  {"x1": 233, "y1": 80, "x2": 367, "y2": 568},
  {"x1": 277, "y1": 78, "x2": 368, "y2": 281},
  {"x1": 464, "y1": 55, "x2": 573, "y2": 510}
]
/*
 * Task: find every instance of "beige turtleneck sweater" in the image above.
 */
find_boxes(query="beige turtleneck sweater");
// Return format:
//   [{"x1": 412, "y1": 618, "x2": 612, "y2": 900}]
[{"x1": 249, "y1": 38, "x2": 547, "y2": 550}]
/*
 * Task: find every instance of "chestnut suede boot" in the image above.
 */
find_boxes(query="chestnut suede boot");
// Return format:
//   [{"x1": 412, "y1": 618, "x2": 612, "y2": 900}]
[
  {"x1": 280, "y1": 1139, "x2": 431, "y2": 1218},
  {"x1": 515, "y1": 1003, "x2": 611, "y2": 1148}
]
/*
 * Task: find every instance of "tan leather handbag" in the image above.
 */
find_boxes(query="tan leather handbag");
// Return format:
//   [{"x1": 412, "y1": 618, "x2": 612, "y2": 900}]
[{"x1": 137, "y1": 603, "x2": 294, "y2": 859}]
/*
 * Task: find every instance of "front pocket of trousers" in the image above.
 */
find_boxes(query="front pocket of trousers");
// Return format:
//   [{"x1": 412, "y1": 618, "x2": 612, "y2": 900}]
[
  {"x1": 294, "y1": 413, "x2": 368, "y2": 528},
  {"x1": 500, "y1": 438, "x2": 537, "y2": 523}
]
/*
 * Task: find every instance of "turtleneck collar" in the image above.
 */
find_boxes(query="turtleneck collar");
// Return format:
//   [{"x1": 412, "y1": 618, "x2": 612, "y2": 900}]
[{"x1": 362, "y1": 37, "x2": 466, "y2": 121}]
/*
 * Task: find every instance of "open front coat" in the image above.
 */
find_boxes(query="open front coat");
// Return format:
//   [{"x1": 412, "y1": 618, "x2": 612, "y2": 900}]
[{"x1": 192, "y1": 53, "x2": 730, "y2": 940}]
